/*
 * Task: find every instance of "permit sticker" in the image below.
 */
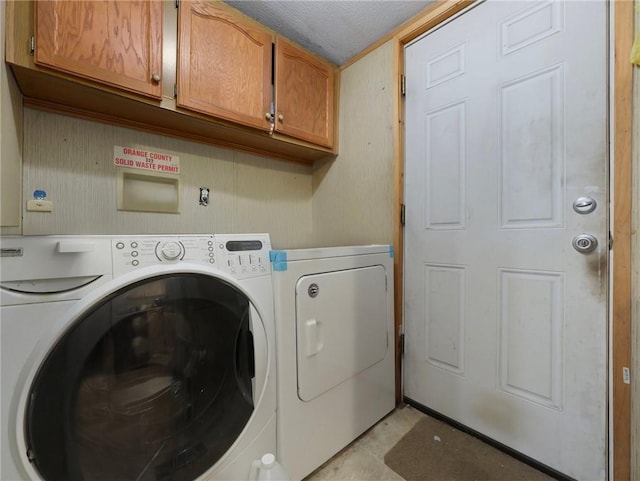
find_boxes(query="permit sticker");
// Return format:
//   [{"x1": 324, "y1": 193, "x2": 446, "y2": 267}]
[{"x1": 114, "y1": 146, "x2": 180, "y2": 174}]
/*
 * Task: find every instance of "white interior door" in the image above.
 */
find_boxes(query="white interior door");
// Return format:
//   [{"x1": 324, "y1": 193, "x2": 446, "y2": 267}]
[{"x1": 403, "y1": 2, "x2": 608, "y2": 479}]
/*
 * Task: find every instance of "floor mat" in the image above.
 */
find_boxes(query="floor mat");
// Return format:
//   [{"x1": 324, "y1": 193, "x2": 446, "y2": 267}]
[{"x1": 384, "y1": 416, "x2": 555, "y2": 481}]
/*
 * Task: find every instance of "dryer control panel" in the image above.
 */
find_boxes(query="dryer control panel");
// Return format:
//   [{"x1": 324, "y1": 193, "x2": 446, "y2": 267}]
[{"x1": 112, "y1": 235, "x2": 216, "y2": 276}]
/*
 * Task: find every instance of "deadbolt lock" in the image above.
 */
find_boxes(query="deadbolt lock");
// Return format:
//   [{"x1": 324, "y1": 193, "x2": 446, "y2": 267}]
[{"x1": 573, "y1": 196, "x2": 597, "y2": 215}]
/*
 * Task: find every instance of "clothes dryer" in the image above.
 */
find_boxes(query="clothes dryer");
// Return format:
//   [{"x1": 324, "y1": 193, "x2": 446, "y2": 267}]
[
  {"x1": 1, "y1": 234, "x2": 276, "y2": 481},
  {"x1": 270, "y1": 245, "x2": 395, "y2": 481}
]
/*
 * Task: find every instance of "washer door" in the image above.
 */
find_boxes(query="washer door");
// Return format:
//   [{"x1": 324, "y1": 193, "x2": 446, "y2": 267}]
[{"x1": 25, "y1": 272, "x2": 263, "y2": 481}]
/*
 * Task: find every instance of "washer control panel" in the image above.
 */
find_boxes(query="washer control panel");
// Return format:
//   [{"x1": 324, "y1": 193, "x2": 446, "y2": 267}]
[
  {"x1": 112, "y1": 235, "x2": 216, "y2": 277},
  {"x1": 111, "y1": 234, "x2": 272, "y2": 279},
  {"x1": 214, "y1": 233, "x2": 271, "y2": 280}
]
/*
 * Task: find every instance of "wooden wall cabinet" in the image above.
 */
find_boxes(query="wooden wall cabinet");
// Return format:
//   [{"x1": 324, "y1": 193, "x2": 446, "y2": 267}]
[
  {"x1": 178, "y1": 0, "x2": 273, "y2": 131},
  {"x1": 5, "y1": 0, "x2": 338, "y2": 163},
  {"x1": 275, "y1": 38, "x2": 335, "y2": 148},
  {"x1": 177, "y1": 1, "x2": 336, "y2": 148},
  {"x1": 35, "y1": 1, "x2": 163, "y2": 99}
]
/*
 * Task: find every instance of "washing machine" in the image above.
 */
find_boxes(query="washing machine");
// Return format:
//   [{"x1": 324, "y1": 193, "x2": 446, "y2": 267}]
[
  {"x1": 270, "y1": 245, "x2": 396, "y2": 481},
  {"x1": 1, "y1": 234, "x2": 276, "y2": 481}
]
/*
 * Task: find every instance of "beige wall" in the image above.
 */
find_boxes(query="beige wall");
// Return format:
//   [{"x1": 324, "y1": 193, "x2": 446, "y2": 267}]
[
  {"x1": 20, "y1": 108, "x2": 314, "y2": 249},
  {"x1": 311, "y1": 40, "x2": 395, "y2": 247},
  {"x1": 0, "y1": 0, "x2": 23, "y2": 234}
]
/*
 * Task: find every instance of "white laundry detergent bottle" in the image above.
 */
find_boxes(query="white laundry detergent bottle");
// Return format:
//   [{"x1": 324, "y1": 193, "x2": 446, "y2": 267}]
[{"x1": 249, "y1": 453, "x2": 290, "y2": 481}]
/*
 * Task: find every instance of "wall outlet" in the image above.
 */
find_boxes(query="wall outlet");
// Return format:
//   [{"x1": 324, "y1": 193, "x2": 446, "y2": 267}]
[{"x1": 27, "y1": 200, "x2": 53, "y2": 212}]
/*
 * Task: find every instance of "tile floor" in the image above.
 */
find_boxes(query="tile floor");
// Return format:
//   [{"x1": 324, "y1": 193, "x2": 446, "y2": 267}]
[{"x1": 303, "y1": 404, "x2": 425, "y2": 481}]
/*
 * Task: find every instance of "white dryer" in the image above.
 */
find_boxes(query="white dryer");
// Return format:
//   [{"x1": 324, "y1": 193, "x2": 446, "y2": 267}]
[
  {"x1": 1, "y1": 234, "x2": 276, "y2": 481},
  {"x1": 270, "y1": 245, "x2": 395, "y2": 481}
]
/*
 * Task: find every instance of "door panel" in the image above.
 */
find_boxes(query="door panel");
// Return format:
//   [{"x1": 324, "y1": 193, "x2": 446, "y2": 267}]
[{"x1": 403, "y1": 2, "x2": 607, "y2": 479}]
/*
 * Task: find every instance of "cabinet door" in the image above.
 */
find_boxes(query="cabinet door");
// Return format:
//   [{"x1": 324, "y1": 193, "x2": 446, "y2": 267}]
[
  {"x1": 177, "y1": 0, "x2": 273, "y2": 132},
  {"x1": 275, "y1": 39, "x2": 335, "y2": 148},
  {"x1": 35, "y1": 1, "x2": 163, "y2": 99}
]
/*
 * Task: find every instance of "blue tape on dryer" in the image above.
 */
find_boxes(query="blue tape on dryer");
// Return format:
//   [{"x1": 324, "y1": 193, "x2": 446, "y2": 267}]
[
  {"x1": 269, "y1": 250, "x2": 288, "y2": 271},
  {"x1": 389, "y1": 245, "x2": 394, "y2": 258}
]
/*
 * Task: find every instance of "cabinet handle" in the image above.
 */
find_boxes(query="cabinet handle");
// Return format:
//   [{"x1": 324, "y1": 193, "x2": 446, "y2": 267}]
[
  {"x1": 278, "y1": 114, "x2": 284, "y2": 122},
  {"x1": 265, "y1": 112, "x2": 272, "y2": 120},
  {"x1": 151, "y1": 73, "x2": 161, "y2": 83}
]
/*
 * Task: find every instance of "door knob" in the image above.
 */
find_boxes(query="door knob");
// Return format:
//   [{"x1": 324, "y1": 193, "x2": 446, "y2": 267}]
[{"x1": 572, "y1": 234, "x2": 598, "y2": 253}]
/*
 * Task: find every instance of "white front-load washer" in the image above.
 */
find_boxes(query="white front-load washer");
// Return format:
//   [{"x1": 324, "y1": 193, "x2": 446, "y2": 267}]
[
  {"x1": 270, "y1": 245, "x2": 396, "y2": 481},
  {"x1": 1, "y1": 234, "x2": 276, "y2": 481}
]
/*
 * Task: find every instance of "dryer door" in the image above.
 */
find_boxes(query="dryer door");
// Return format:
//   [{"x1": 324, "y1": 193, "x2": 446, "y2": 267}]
[
  {"x1": 25, "y1": 272, "x2": 264, "y2": 481},
  {"x1": 295, "y1": 265, "x2": 389, "y2": 401}
]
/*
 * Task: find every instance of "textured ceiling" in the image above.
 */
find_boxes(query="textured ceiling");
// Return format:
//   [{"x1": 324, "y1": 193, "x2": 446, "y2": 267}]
[{"x1": 226, "y1": 1, "x2": 434, "y2": 66}]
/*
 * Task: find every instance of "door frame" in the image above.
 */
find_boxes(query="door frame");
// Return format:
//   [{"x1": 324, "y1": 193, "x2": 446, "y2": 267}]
[{"x1": 388, "y1": 1, "x2": 633, "y2": 480}]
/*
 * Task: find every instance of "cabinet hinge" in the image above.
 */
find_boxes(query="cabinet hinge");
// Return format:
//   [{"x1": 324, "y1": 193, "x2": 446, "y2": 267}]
[
  {"x1": 173, "y1": 84, "x2": 178, "y2": 98},
  {"x1": 29, "y1": 36, "x2": 35, "y2": 55},
  {"x1": 400, "y1": 203, "x2": 406, "y2": 226},
  {"x1": 175, "y1": 0, "x2": 179, "y2": 8},
  {"x1": 400, "y1": 74, "x2": 406, "y2": 96},
  {"x1": 609, "y1": 231, "x2": 613, "y2": 250},
  {"x1": 399, "y1": 326, "x2": 405, "y2": 357}
]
